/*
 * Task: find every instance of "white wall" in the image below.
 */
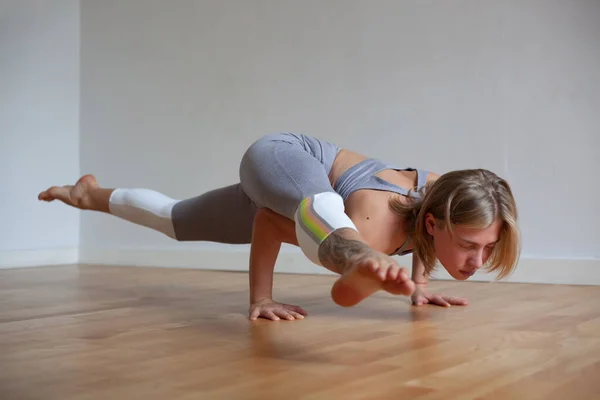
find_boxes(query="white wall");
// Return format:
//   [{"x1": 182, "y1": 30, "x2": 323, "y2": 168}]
[
  {"x1": 78, "y1": 1, "x2": 599, "y2": 280},
  {"x1": 0, "y1": 0, "x2": 80, "y2": 267}
]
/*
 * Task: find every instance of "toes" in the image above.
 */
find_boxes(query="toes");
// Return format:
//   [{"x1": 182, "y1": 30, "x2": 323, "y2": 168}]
[
  {"x1": 382, "y1": 266, "x2": 409, "y2": 284},
  {"x1": 397, "y1": 277, "x2": 415, "y2": 296},
  {"x1": 38, "y1": 188, "x2": 54, "y2": 201},
  {"x1": 366, "y1": 260, "x2": 379, "y2": 274},
  {"x1": 386, "y1": 266, "x2": 399, "y2": 281},
  {"x1": 46, "y1": 186, "x2": 63, "y2": 200},
  {"x1": 396, "y1": 268, "x2": 410, "y2": 282},
  {"x1": 377, "y1": 265, "x2": 389, "y2": 281}
]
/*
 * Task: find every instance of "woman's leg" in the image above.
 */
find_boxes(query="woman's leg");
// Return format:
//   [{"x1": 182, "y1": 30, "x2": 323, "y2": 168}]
[
  {"x1": 238, "y1": 133, "x2": 415, "y2": 306},
  {"x1": 239, "y1": 133, "x2": 339, "y2": 220},
  {"x1": 38, "y1": 175, "x2": 257, "y2": 243},
  {"x1": 171, "y1": 183, "x2": 256, "y2": 244}
]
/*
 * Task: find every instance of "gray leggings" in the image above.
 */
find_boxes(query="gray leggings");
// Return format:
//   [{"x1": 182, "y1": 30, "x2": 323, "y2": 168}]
[{"x1": 171, "y1": 133, "x2": 341, "y2": 244}]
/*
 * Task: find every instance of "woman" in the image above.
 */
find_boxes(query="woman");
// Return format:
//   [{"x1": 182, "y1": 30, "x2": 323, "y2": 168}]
[{"x1": 38, "y1": 133, "x2": 521, "y2": 321}]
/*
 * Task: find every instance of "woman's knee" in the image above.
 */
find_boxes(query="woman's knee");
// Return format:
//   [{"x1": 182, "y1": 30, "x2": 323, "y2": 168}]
[
  {"x1": 294, "y1": 192, "x2": 358, "y2": 265},
  {"x1": 238, "y1": 133, "x2": 335, "y2": 220}
]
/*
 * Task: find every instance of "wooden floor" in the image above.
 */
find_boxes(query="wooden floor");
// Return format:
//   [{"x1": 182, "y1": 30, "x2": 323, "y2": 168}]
[{"x1": 1, "y1": 265, "x2": 599, "y2": 400}]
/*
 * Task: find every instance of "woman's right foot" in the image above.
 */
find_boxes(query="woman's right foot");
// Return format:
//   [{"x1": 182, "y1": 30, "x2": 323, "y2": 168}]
[{"x1": 38, "y1": 174, "x2": 100, "y2": 210}]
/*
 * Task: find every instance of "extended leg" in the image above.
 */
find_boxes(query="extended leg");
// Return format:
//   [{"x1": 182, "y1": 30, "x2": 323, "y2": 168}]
[
  {"x1": 38, "y1": 174, "x2": 179, "y2": 238},
  {"x1": 38, "y1": 175, "x2": 257, "y2": 243}
]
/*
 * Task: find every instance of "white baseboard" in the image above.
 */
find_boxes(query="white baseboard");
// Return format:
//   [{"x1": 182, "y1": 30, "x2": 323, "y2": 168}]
[
  {"x1": 0, "y1": 247, "x2": 79, "y2": 269},
  {"x1": 429, "y1": 257, "x2": 600, "y2": 285},
  {"x1": 79, "y1": 247, "x2": 333, "y2": 275},
  {"x1": 78, "y1": 247, "x2": 600, "y2": 286},
  {"x1": 4, "y1": 246, "x2": 597, "y2": 286}
]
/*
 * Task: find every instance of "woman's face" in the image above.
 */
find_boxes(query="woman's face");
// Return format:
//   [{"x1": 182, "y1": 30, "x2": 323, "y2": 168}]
[{"x1": 426, "y1": 214, "x2": 502, "y2": 280}]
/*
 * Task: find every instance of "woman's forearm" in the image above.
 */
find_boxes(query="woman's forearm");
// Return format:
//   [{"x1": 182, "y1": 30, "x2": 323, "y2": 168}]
[
  {"x1": 411, "y1": 255, "x2": 429, "y2": 285},
  {"x1": 249, "y1": 209, "x2": 284, "y2": 304}
]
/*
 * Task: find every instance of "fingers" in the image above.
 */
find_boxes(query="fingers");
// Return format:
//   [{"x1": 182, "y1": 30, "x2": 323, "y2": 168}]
[
  {"x1": 446, "y1": 296, "x2": 469, "y2": 306},
  {"x1": 249, "y1": 307, "x2": 261, "y2": 321},
  {"x1": 273, "y1": 308, "x2": 305, "y2": 320},
  {"x1": 266, "y1": 310, "x2": 301, "y2": 321},
  {"x1": 430, "y1": 295, "x2": 451, "y2": 307},
  {"x1": 412, "y1": 296, "x2": 429, "y2": 306},
  {"x1": 288, "y1": 311, "x2": 305, "y2": 319},
  {"x1": 249, "y1": 304, "x2": 308, "y2": 321},
  {"x1": 266, "y1": 311, "x2": 281, "y2": 321},
  {"x1": 430, "y1": 295, "x2": 469, "y2": 307},
  {"x1": 248, "y1": 308, "x2": 282, "y2": 321},
  {"x1": 410, "y1": 292, "x2": 469, "y2": 308},
  {"x1": 286, "y1": 304, "x2": 308, "y2": 316}
]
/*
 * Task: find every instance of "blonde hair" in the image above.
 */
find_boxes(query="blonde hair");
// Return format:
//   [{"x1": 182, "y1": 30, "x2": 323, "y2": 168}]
[{"x1": 389, "y1": 169, "x2": 521, "y2": 279}]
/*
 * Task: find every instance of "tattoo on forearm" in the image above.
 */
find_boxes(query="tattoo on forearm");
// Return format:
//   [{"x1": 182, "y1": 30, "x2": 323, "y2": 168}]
[{"x1": 318, "y1": 231, "x2": 371, "y2": 270}]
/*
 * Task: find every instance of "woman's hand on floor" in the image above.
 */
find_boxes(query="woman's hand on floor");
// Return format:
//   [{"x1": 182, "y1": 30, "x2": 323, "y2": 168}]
[
  {"x1": 411, "y1": 283, "x2": 468, "y2": 307},
  {"x1": 249, "y1": 299, "x2": 308, "y2": 321}
]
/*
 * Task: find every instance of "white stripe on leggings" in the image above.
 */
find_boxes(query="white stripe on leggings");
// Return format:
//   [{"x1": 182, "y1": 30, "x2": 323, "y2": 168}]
[{"x1": 108, "y1": 188, "x2": 179, "y2": 239}]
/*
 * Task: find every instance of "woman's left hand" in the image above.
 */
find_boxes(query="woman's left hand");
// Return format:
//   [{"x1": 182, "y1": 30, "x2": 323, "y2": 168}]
[{"x1": 411, "y1": 283, "x2": 468, "y2": 307}]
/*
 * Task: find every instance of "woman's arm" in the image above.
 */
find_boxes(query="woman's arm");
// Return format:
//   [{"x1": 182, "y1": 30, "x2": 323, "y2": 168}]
[
  {"x1": 249, "y1": 208, "x2": 283, "y2": 304},
  {"x1": 411, "y1": 255, "x2": 429, "y2": 285},
  {"x1": 248, "y1": 208, "x2": 306, "y2": 320}
]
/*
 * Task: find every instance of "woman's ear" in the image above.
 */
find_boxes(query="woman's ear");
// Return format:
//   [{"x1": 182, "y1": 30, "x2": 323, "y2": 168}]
[{"x1": 425, "y1": 213, "x2": 436, "y2": 236}]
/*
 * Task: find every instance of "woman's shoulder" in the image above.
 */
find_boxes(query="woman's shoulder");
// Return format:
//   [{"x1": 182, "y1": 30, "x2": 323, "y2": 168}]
[{"x1": 426, "y1": 171, "x2": 441, "y2": 182}]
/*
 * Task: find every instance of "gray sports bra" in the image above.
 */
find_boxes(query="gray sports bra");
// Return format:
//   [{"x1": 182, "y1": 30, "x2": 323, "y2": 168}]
[{"x1": 333, "y1": 157, "x2": 430, "y2": 256}]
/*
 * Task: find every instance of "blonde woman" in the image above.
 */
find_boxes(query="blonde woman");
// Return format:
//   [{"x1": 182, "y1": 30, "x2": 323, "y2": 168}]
[{"x1": 38, "y1": 133, "x2": 521, "y2": 321}]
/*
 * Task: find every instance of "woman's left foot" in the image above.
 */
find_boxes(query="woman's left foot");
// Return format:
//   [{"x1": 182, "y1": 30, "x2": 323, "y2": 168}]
[
  {"x1": 330, "y1": 252, "x2": 415, "y2": 307},
  {"x1": 38, "y1": 174, "x2": 100, "y2": 210}
]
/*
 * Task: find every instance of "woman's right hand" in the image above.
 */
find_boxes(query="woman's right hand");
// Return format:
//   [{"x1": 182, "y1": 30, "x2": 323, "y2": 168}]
[
  {"x1": 249, "y1": 299, "x2": 308, "y2": 321},
  {"x1": 411, "y1": 283, "x2": 468, "y2": 307}
]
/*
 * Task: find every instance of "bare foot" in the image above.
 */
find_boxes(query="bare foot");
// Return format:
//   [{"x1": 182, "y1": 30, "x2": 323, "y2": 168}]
[
  {"x1": 38, "y1": 174, "x2": 100, "y2": 210},
  {"x1": 330, "y1": 251, "x2": 415, "y2": 307}
]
